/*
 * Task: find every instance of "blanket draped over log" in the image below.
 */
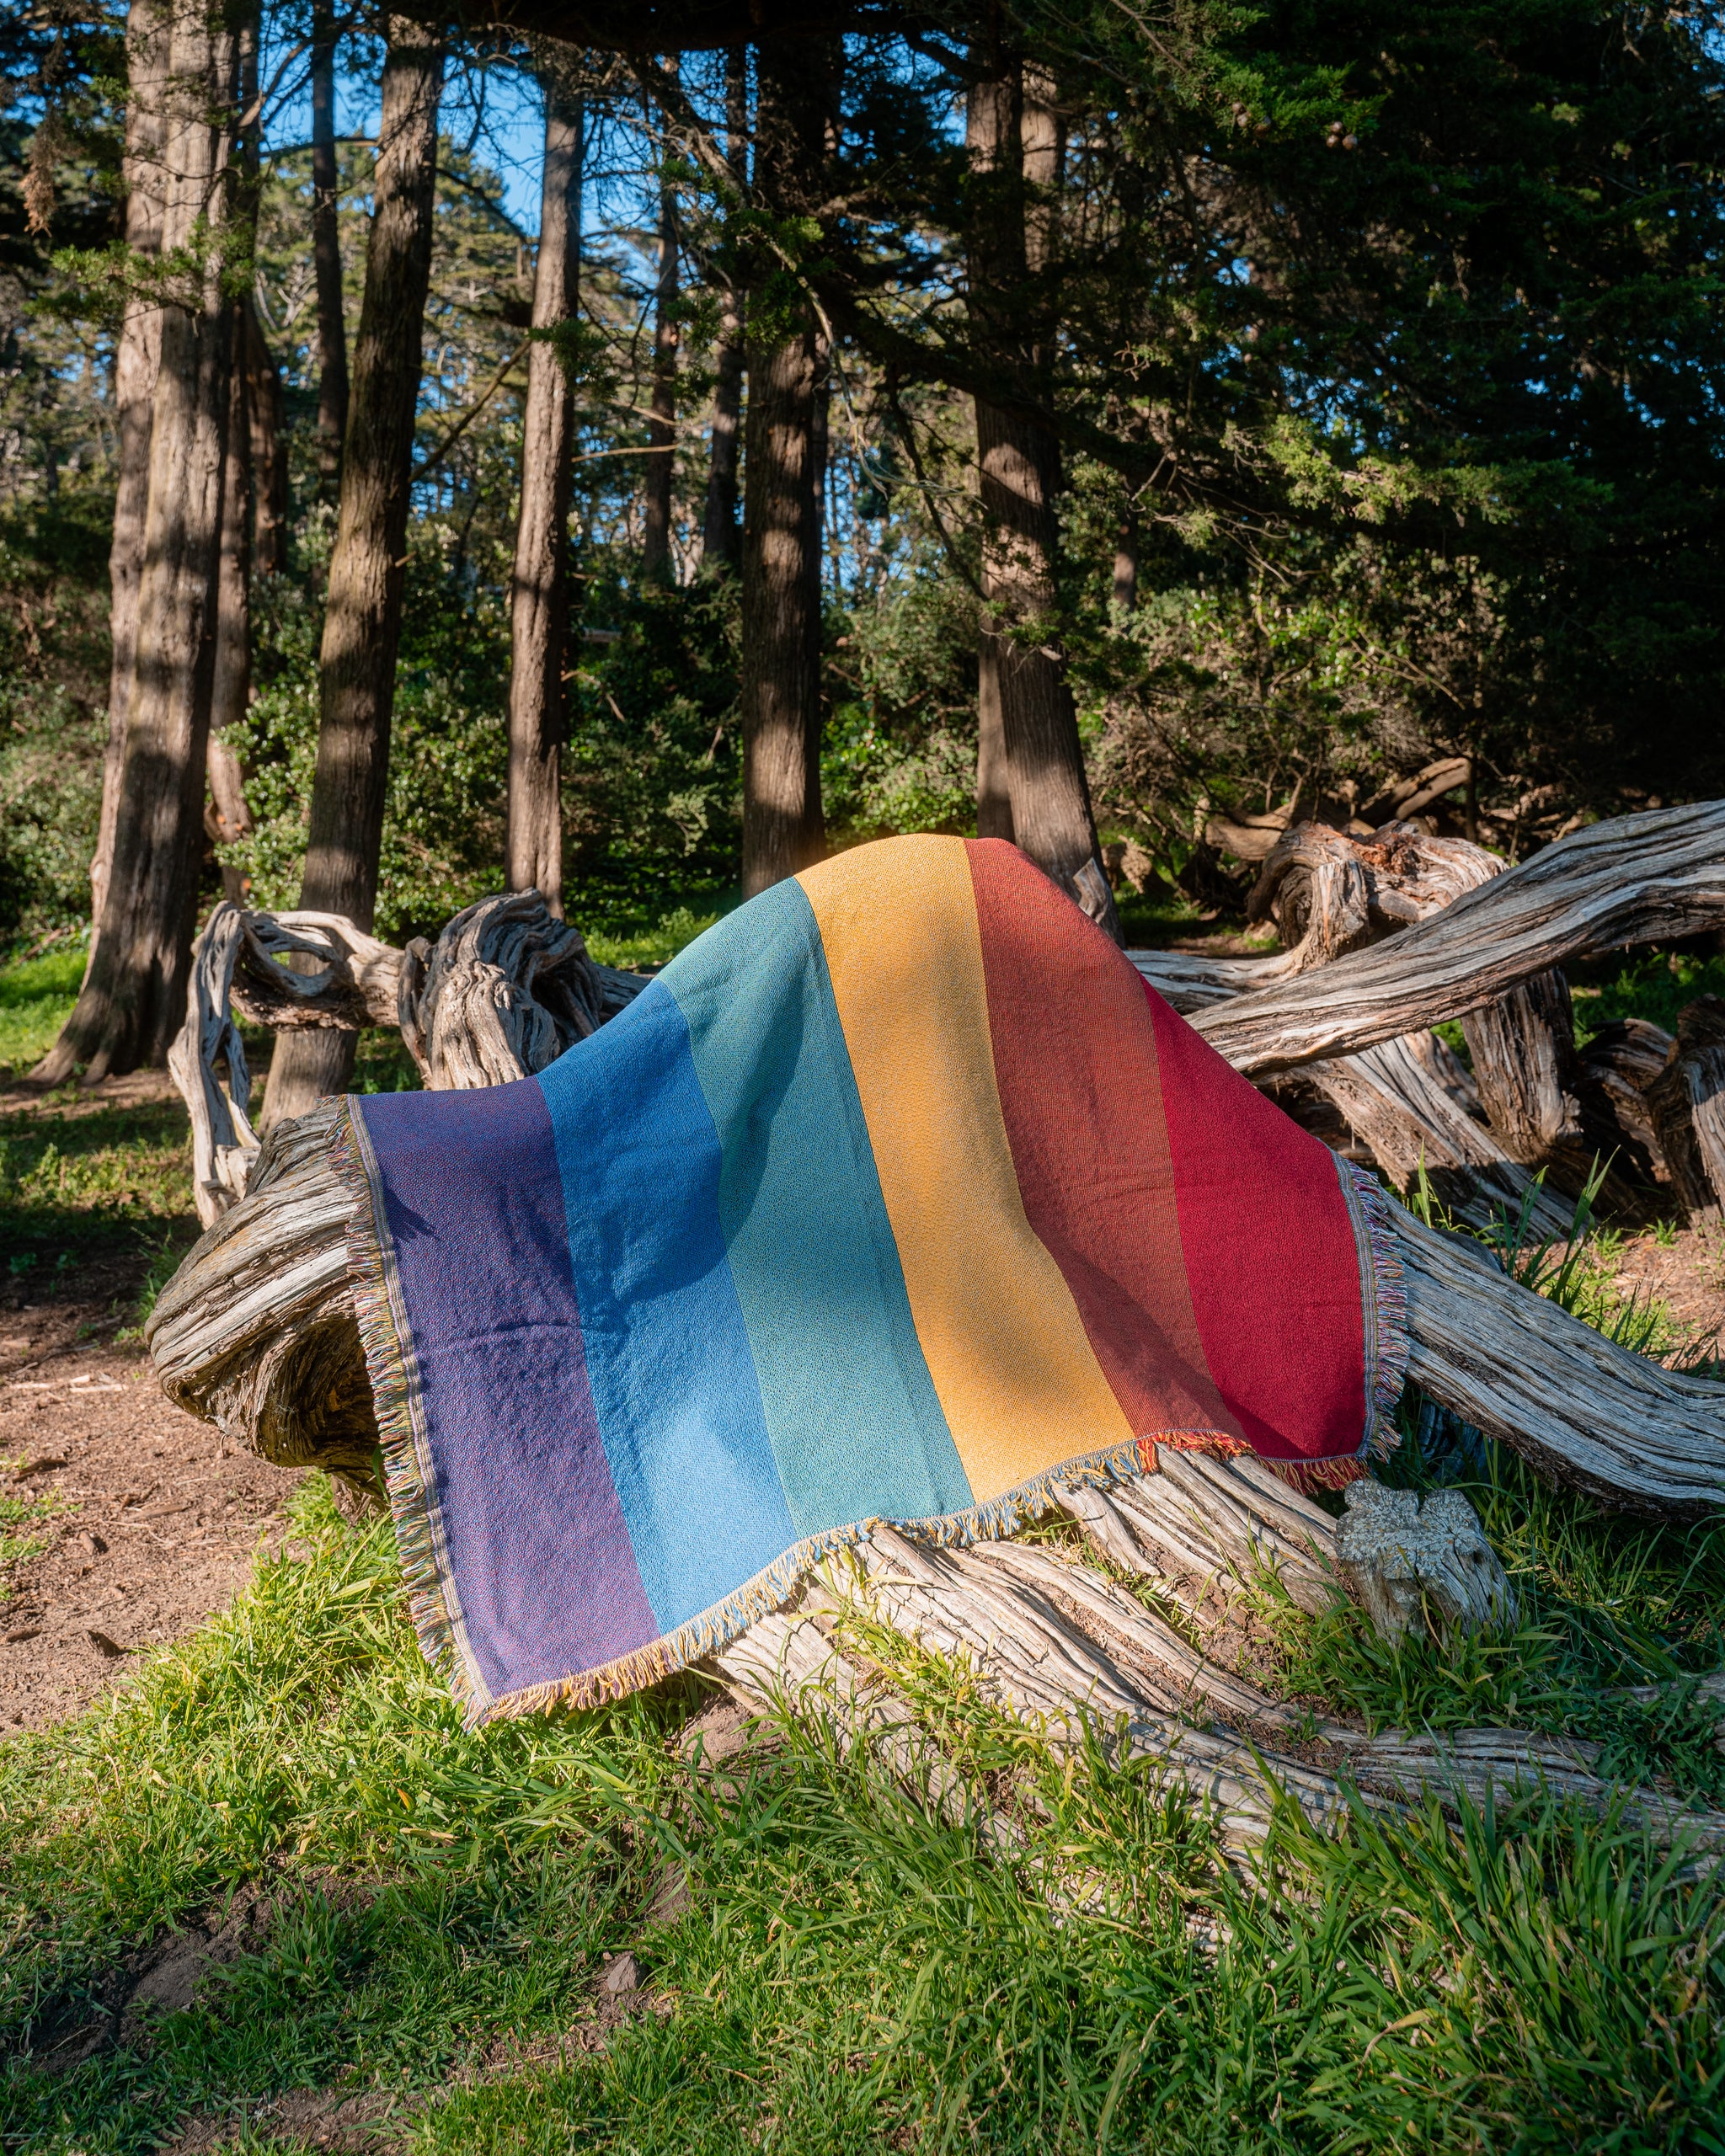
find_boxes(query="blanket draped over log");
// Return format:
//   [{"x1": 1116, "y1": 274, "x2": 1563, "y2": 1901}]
[{"x1": 332, "y1": 835, "x2": 1408, "y2": 1722}]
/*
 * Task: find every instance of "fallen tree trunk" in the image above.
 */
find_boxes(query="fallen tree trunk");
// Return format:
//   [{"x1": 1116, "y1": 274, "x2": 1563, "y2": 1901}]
[
  {"x1": 715, "y1": 1526, "x2": 1725, "y2": 1859},
  {"x1": 169, "y1": 894, "x2": 647, "y2": 1223},
  {"x1": 1193, "y1": 803, "x2": 1725, "y2": 1075},
  {"x1": 1400, "y1": 1205, "x2": 1725, "y2": 1516}
]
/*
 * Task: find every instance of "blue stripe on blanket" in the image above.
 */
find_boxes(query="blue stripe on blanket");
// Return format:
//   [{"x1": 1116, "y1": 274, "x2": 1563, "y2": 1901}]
[
  {"x1": 660, "y1": 880, "x2": 970, "y2": 1537},
  {"x1": 537, "y1": 979, "x2": 796, "y2": 1634},
  {"x1": 358, "y1": 1081, "x2": 656, "y2": 1701}
]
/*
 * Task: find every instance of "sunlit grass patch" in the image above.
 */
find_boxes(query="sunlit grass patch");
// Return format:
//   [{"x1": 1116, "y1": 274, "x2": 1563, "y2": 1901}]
[
  {"x1": 3, "y1": 1479, "x2": 1725, "y2": 2151},
  {"x1": 0, "y1": 946, "x2": 85, "y2": 1074},
  {"x1": 585, "y1": 906, "x2": 720, "y2": 973}
]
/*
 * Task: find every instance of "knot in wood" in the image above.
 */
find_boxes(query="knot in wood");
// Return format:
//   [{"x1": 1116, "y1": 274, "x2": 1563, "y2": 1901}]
[{"x1": 1334, "y1": 1480, "x2": 1516, "y2": 1643}]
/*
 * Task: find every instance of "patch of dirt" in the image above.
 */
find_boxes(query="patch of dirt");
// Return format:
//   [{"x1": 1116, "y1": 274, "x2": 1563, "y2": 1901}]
[
  {"x1": 1608, "y1": 1222, "x2": 1725, "y2": 1360},
  {"x1": 0, "y1": 1068, "x2": 186, "y2": 1118},
  {"x1": 164, "y1": 2086, "x2": 417, "y2": 2155},
  {"x1": 25, "y1": 1883, "x2": 279, "y2": 2074},
  {"x1": 0, "y1": 1323, "x2": 301, "y2": 1730}
]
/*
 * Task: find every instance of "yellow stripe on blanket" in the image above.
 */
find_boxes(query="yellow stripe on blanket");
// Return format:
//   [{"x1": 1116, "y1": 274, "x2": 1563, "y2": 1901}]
[{"x1": 798, "y1": 836, "x2": 1133, "y2": 1502}]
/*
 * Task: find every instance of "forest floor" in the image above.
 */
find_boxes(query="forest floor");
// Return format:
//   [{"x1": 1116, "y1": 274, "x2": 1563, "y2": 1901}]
[{"x1": 6, "y1": 947, "x2": 1725, "y2": 2152}]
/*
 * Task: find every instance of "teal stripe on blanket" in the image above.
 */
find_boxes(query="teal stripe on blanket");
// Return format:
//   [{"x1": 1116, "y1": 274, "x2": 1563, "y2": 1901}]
[
  {"x1": 537, "y1": 979, "x2": 795, "y2": 1634},
  {"x1": 661, "y1": 882, "x2": 971, "y2": 1537}
]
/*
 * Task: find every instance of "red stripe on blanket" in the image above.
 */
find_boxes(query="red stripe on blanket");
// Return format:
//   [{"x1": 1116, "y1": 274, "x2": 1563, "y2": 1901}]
[
  {"x1": 965, "y1": 839, "x2": 1246, "y2": 1445},
  {"x1": 1142, "y1": 984, "x2": 1367, "y2": 1462}
]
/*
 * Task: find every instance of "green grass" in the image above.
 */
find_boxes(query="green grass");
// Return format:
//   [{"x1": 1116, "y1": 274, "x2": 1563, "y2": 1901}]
[
  {"x1": 1571, "y1": 949, "x2": 1725, "y2": 1046},
  {"x1": 0, "y1": 1095, "x2": 195, "y2": 1272},
  {"x1": 585, "y1": 905, "x2": 721, "y2": 972},
  {"x1": 0, "y1": 946, "x2": 87, "y2": 1073},
  {"x1": 3, "y1": 1481, "x2": 1724, "y2": 2152}
]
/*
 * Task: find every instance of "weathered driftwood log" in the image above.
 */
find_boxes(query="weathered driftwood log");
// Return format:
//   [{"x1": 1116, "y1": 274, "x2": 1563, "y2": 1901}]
[
  {"x1": 1193, "y1": 802, "x2": 1725, "y2": 1075},
  {"x1": 396, "y1": 891, "x2": 647, "y2": 1089},
  {"x1": 1400, "y1": 1205, "x2": 1725, "y2": 1516},
  {"x1": 169, "y1": 892, "x2": 649, "y2": 1225},
  {"x1": 1578, "y1": 1018, "x2": 1671, "y2": 1185},
  {"x1": 170, "y1": 907, "x2": 407, "y2": 1227},
  {"x1": 147, "y1": 1103, "x2": 378, "y2": 1482},
  {"x1": 713, "y1": 1528, "x2": 1725, "y2": 1857},
  {"x1": 1332, "y1": 1481, "x2": 1516, "y2": 1641},
  {"x1": 1137, "y1": 825, "x2": 1609, "y2": 1226},
  {"x1": 1301, "y1": 1038, "x2": 1574, "y2": 1238},
  {"x1": 1229, "y1": 822, "x2": 1647, "y2": 1214},
  {"x1": 1246, "y1": 820, "x2": 1496, "y2": 966},
  {"x1": 1647, "y1": 996, "x2": 1725, "y2": 1222}
]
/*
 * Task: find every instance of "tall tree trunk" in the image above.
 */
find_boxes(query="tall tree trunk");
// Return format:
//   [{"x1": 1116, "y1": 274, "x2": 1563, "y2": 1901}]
[
  {"x1": 740, "y1": 43, "x2": 829, "y2": 897},
  {"x1": 86, "y1": 0, "x2": 170, "y2": 984},
  {"x1": 245, "y1": 297, "x2": 288, "y2": 574},
  {"x1": 700, "y1": 45, "x2": 746, "y2": 576},
  {"x1": 975, "y1": 642, "x2": 1014, "y2": 840},
  {"x1": 967, "y1": 61, "x2": 1120, "y2": 942},
  {"x1": 39, "y1": 0, "x2": 238, "y2": 1082},
  {"x1": 264, "y1": 18, "x2": 442, "y2": 1125},
  {"x1": 207, "y1": 307, "x2": 254, "y2": 905},
  {"x1": 208, "y1": 12, "x2": 262, "y2": 907},
  {"x1": 1112, "y1": 516, "x2": 1137, "y2": 615},
  {"x1": 505, "y1": 81, "x2": 582, "y2": 914},
  {"x1": 311, "y1": 0, "x2": 348, "y2": 499},
  {"x1": 641, "y1": 60, "x2": 680, "y2": 581}
]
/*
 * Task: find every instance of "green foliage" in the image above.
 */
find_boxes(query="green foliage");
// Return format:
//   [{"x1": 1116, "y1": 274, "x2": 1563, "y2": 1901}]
[
  {"x1": 0, "y1": 503, "x2": 115, "y2": 947},
  {"x1": 563, "y1": 574, "x2": 745, "y2": 926},
  {"x1": 1573, "y1": 952, "x2": 1725, "y2": 1048},
  {"x1": 222, "y1": 571, "x2": 515, "y2": 946},
  {"x1": 821, "y1": 549, "x2": 983, "y2": 845}
]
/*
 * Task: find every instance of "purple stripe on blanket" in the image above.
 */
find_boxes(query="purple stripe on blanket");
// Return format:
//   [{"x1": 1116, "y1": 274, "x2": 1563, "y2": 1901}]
[{"x1": 360, "y1": 1081, "x2": 657, "y2": 1699}]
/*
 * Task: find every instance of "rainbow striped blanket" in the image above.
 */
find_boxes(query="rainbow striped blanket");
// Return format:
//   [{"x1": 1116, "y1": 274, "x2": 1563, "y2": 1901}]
[{"x1": 335, "y1": 836, "x2": 1405, "y2": 1723}]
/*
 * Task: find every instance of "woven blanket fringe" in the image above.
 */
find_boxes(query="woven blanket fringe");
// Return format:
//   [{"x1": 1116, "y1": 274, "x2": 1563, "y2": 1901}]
[
  {"x1": 331, "y1": 1099, "x2": 485, "y2": 1718},
  {"x1": 478, "y1": 1427, "x2": 1375, "y2": 1726}
]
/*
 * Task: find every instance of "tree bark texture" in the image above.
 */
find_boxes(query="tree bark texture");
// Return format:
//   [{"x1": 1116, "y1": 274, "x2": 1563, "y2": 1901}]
[
  {"x1": 310, "y1": 0, "x2": 348, "y2": 499},
  {"x1": 966, "y1": 61, "x2": 1119, "y2": 943},
  {"x1": 505, "y1": 86, "x2": 583, "y2": 914},
  {"x1": 265, "y1": 17, "x2": 443, "y2": 1126},
  {"x1": 641, "y1": 62, "x2": 680, "y2": 582},
  {"x1": 40, "y1": 0, "x2": 237, "y2": 1084},
  {"x1": 739, "y1": 44, "x2": 829, "y2": 897},
  {"x1": 1112, "y1": 519, "x2": 1137, "y2": 614},
  {"x1": 700, "y1": 45, "x2": 746, "y2": 576},
  {"x1": 88, "y1": 0, "x2": 170, "y2": 978},
  {"x1": 207, "y1": 302, "x2": 254, "y2": 905},
  {"x1": 244, "y1": 297, "x2": 288, "y2": 574},
  {"x1": 1647, "y1": 996, "x2": 1725, "y2": 1219},
  {"x1": 975, "y1": 640, "x2": 1014, "y2": 840}
]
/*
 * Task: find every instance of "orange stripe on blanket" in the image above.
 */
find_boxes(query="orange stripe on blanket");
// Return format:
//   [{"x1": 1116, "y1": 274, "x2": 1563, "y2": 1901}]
[
  {"x1": 798, "y1": 837, "x2": 1133, "y2": 1503},
  {"x1": 964, "y1": 838, "x2": 1247, "y2": 1449}
]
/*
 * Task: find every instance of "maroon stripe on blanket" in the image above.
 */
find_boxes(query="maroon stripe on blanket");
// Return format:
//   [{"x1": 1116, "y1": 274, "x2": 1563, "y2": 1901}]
[{"x1": 1141, "y1": 986, "x2": 1368, "y2": 1463}]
